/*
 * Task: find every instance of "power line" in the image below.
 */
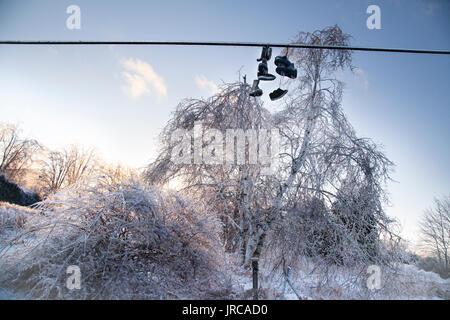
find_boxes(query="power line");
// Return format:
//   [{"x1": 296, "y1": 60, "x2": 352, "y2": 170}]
[{"x1": 0, "y1": 40, "x2": 449, "y2": 55}]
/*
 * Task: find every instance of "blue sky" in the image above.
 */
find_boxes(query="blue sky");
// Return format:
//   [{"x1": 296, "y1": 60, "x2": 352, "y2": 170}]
[{"x1": 0, "y1": 0, "x2": 449, "y2": 245}]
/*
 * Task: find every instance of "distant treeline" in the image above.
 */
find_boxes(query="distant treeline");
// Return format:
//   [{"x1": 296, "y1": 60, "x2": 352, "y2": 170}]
[{"x1": 0, "y1": 174, "x2": 41, "y2": 206}]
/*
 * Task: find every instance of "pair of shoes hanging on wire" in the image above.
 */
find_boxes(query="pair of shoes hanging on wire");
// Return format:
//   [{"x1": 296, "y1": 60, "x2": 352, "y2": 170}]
[
  {"x1": 269, "y1": 88, "x2": 288, "y2": 100},
  {"x1": 250, "y1": 46, "x2": 276, "y2": 97},
  {"x1": 249, "y1": 46, "x2": 296, "y2": 101},
  {"x1": 249, "y1": 79, "x2": 263, "y2": 97},
  {"x1": 257, "y1": 46, "x2": 276, "y2": 81},
  {"x1": 271, "y1": 52, "x2": 295, "y2": 100},
  {"x1": 274, "y1": 55, "x2": 297, "y2": 79},
  {"x1": 250, "y1": 46, "x2": 273, "y2": 97}
]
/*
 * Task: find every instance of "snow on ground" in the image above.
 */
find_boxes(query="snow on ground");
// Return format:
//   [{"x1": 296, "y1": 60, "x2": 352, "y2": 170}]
[
  {"x1": 226, "y1": 256, "x2": 449, "y2": 300},
  {"x1": 268, "y1": 262, "x2": 449, "y2": 300},
  {"x1": 0, "y1": 201, "x2": 448, "y2": 300}
]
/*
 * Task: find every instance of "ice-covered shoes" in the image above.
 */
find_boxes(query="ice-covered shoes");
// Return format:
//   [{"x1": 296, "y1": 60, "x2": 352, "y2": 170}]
[
  {"x1": 258, "y1": 60, "x2": 276, "y2": 81},
  {"x1": 249, "y1": 47, "x2": 296, "y2": 100},
  {"x1": 269, "y1": 88, "x2": 288, "y2": 101},
  {"x1": 249, "y1": 79, "x2": 263, "y2": 97},
  {"x1": 275, "y1": 55, "x2": 297, "y2": 79},
  {"x1": 257, "y1": 46, "x2": 272, "y2": 61}
]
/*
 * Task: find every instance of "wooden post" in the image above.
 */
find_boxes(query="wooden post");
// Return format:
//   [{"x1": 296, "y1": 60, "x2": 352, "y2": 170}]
[{"x1": 252, "y1": 258, "x2": 258, "y2": 300}]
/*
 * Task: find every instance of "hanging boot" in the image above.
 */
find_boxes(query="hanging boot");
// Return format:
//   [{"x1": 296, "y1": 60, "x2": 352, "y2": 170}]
[
  {"x1": 274, "y1": 55, "x2": 297, "y2": 79},
  {"x1": 249, "y1": 79, "x2": 263, "y2": 97},
  {"x1": 258, "y1": 60, "x2": 276, "y2": 81},
  {"x1": 274, "y1": 55, "x2": 290, "y2": 67},
  {"x1": 269, "y1": 88, "x2": 288, "y2": 101},
  {"x1": 257, "y1": 46, "x2": 272, "y2": 61}
]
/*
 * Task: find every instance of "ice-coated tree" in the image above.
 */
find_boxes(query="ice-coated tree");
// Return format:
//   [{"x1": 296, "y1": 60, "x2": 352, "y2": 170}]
[
  {"x1": 0, "y1": 122, "x2": 40, "y2": 183},
  {"x1": 419, "y1": 195, "x2": 450, "y2": 277},
  {"x1": 39, "y1": 144, "x2": 97, "y2": 194},
  {"x1": 145, "y1": 81, "x2": 272, "y2": 261},
  {"x1": 146, "y1": 26, "x2": 397, "y2": 271},
  {"x1": 250, "y1": 26, "x2": 396, "y2": 268}
]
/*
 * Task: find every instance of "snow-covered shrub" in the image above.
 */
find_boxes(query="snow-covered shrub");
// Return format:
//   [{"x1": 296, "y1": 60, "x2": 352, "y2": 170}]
[
  {"x1": 386, "y1": 264, "x2": 450, "y2": 299},
  {"x1": 416, "y1": 255, "x2": 450, "y2": 279},
  {"x1": 264, "y1": 196, "x2": 401, "y2": 268},
  {"x1": 0, "y1": 202, "x2": 36, "y2": 236},
  {"x1": 258, "y1": 256, "x2": 449, "y2": 300},
  {"x1": 261, "y1": 190, "x2": 405, "y2": 300},
  {"x1": 0, "y1": 176, "x2": 231, "y2": 299}
]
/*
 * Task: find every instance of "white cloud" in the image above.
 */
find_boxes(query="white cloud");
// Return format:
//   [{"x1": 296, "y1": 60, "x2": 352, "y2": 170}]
[
  {"x1": 120, "y1": 58, "x2": 167, "y2": 100},
  {"x1": 354, "y1": 68, "x2": 369, "y2": 90},
  {"x1": 195, "y1": 75, "x2": 218, "y2": 95}
]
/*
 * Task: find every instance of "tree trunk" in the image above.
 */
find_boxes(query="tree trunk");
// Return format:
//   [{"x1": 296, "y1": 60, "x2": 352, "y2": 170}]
[{"x1": 242, "y1": 71, "x2": 320, "y2": 268}]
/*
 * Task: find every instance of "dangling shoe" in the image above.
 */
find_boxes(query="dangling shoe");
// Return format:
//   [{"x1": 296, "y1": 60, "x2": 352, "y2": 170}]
[
  {"x1": 258, "y1": 60, "x2": 276, "y2": 81},
  {"x1": 269, "y1": 88, "x2": 288, "y2": 101},
  {"x1": 276, "y1": 65, "x2": 297, "y2": 79},
  {"x1": 275, "y1": 55, "x2": 297, "y2": 79},
  {"x1": 275, "y1": 66, "x2": 287, "y2": 77},
  {"x1": 249, "y1": 80, "x2": 263, "y2": 97},
  {"x1": 274, "y1": 55, "x2": 290, "y2": 67},
  {"x1": 257, "y1": 46, "x2": 272, "y2": 62}
]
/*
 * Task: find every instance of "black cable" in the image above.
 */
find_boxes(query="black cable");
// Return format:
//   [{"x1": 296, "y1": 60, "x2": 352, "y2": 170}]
[{"x1": 0, "y1": 40, "x2": 449, "y2": 55}]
